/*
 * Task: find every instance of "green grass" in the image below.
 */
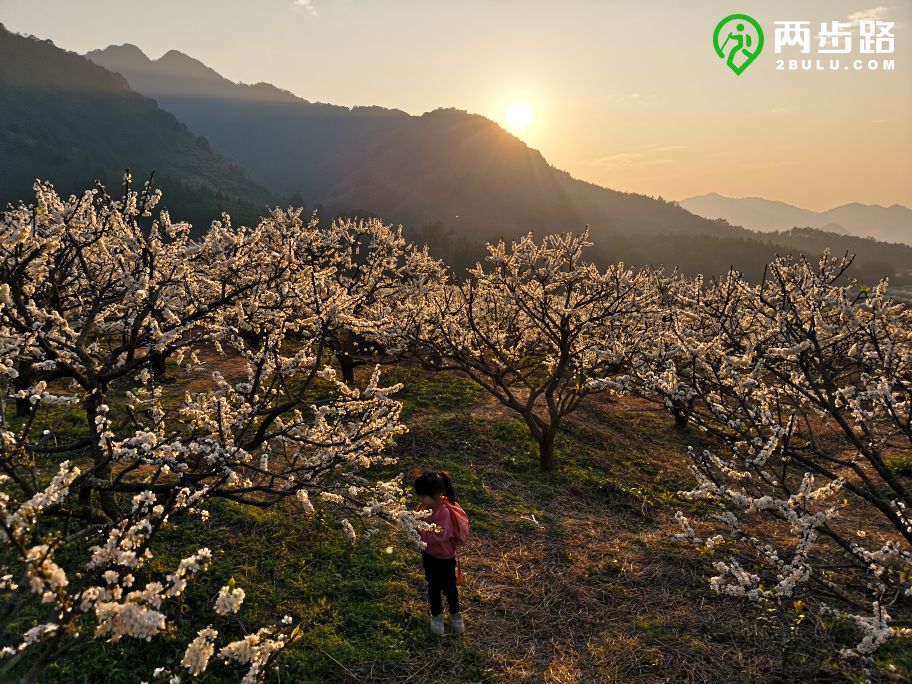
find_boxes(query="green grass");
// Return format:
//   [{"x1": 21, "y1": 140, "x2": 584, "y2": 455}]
[
  {"x1": 33, "y1": 499, "x2": 426, "y2": 683},
  {"x1": 383, "y1": 364, "x2": 481, "y2": 420},
  {"x1": 2, "y1": 364, "x2": 494, "y2": 682},
  {"x1": 5, "y1": 359, "x2": 911, "y2": 682},
  {"x1": 876, "y1": 636, "x2": 912, "y2": 681},
  {"x1": 886, "y1": 451, "x2": 912, "y2": 476}
]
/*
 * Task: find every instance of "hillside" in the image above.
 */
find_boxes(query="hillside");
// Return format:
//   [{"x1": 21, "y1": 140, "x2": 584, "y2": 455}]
[
  {"x1": 0, "y1": 26, "x2": 274, "y2": 225},
  {"x1": 84, "y1": 44, "x2": 912, "y2": 282},
  {"x1": 83, "y1": 46, "x2": 763, "y2": 242},
  {"x1": 88, "y1": 44, "x2": 728, "y2": 242},
  {"x1": 10, "y1": 356, "x2": 908, "y2": 682},
  {"x1": 681, "y1": 192, "x2": 912, "y2": 246}
]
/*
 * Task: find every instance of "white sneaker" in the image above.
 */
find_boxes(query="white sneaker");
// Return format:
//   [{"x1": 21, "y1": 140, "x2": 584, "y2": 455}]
[
  {"x1": 430, "y1": 614, "x2": 444, "y2": 636},
  {"x1": 450, "y1": 612, "x2": 465, "y2": 635}
]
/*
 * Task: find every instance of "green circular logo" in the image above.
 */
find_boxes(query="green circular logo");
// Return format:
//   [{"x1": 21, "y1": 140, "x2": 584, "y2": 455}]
[{"x1": 713, "y1": 14, "x2": 764, "y2": 75}]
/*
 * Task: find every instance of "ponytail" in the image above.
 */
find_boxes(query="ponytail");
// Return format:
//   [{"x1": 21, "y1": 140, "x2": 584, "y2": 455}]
[
  {"x1": 413, "y1": 468, "x2": 457, "y2": 503},
  {"x1": 438, "y1": 470, "x2": 457, "y2": 503}
]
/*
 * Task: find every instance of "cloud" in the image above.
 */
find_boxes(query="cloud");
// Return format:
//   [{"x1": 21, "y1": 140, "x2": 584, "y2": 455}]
[
  {"x1": 294, "y1": 0, "x2": 318, "y2": 16},
  {"x1": 606, "y1": 92, "x2": 651, "y2": 106},
  {"x1": 590, "y1": 152, "x2": 653, "y2": 166},
  {"x1": 589, "y1": 144, "x2": 685, "y2": 168},
  {"x1": 738, "y1": 159, "x2": 800, "y2": 171},
  {"x1": 846, "y1": 6, "x2": 891, "y2": 26}
]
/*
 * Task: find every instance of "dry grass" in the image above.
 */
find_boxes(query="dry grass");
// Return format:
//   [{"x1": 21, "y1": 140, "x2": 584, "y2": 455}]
[
  {"x1": 75, "y1": 354, "x2": 909, "y2": 682},
  {"x1": 337, "y1": 374, "x2": 842, "y2": 684}
]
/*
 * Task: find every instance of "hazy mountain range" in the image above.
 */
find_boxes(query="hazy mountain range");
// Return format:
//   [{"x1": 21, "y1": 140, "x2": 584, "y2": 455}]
[
  {"x1": 681, "y1": 193, "x2": 912, "y2": 246},
  {"x1": 86, "y1": 43, "x2": 751, "y2": 245},
  {"x1": 0, "y1": 26, "x2": 275, "y2": 226},
  {"x1": 1, "y1": 25, "x2": 910, "y2": 284}
]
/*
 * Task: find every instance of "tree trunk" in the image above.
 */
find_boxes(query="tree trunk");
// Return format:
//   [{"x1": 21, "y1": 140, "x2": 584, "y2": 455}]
[
  {"x1": 673, "y1": 407, "x2": 689, "y2": 430},
  {"x1": 240, "y1": 329, "x2": 262, "y2": 350},
  {"x1": 13, "y1": 360, "x2": 34, "y2": 417},
  {"x1": 671, "y1": 398, "x2": 693, "y2": 431},
  {"x1": 150, "y1": 350, "x2": 169, "y2": 380},
  {"x1": 337, "y1": 351, "x2": 355, "y2": 384},
  {"x1": 538, "y1": 429, "x2": 557, "y2": 472},
  {"x1": 84, "y1": 389, "x2": 118, "y2": 520}
]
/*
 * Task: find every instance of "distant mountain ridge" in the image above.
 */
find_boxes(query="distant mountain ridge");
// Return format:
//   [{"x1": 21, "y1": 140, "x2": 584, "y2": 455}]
[
  {"x1": 681, "y1": 192, "x2": 912, "y2": 246},
  {"x1": 0, "y1": 26, "x2": 274, "y2": 225},
  {"x1": 86, "y1": 43, "x2": 767, "y2": 245},
  {"x1": 3, "y1": 29, "x2": 910, "y2": 286}
]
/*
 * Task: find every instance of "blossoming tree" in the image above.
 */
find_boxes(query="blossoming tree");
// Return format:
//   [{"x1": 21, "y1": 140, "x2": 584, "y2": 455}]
[
  {"x1": 637, "y1": 253, "x2": 912, "y2": 668},
  {"x1": 396, "y1": 228, "x2": 657, "y2": 471},
  {"x1": 270, "y1": 211, "x2": 448, "y2": 384},
  {"x1": 0, "y1": 178, "x2": 430, "y2": 681}
]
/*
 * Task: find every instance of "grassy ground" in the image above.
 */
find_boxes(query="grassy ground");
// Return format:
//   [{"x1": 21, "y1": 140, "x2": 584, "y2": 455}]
[{"x1": 6, "y1": 359, "x2": 912, "y2": 682}]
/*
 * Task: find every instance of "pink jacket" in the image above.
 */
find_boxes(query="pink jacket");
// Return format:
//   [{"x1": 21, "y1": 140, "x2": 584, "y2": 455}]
[{"x1": 418, "y1": 501, "x2": 458, "y2": 559}]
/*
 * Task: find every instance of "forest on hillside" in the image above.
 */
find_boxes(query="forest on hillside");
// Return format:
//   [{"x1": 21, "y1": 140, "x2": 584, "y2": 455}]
[{"x1": 5, "y1": 26, "x2": 912, "y2": 290}]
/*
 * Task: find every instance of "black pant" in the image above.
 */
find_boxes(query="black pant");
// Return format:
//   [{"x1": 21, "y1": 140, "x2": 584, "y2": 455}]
[{"x1": 421, "y1": 550, "x2": 460, "y2": 616}]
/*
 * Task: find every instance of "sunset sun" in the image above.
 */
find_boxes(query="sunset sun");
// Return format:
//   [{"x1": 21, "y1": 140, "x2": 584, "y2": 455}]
[{"x1": 504, "y1": 100, "x2": 532, "y2": 133}]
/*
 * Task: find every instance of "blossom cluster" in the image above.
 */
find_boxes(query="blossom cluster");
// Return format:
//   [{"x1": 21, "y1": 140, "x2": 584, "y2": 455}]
[
  {"x1": 4, "y1": 176, "x2": 909, "y2": 679},
  {"x1": 614, "y1": 253, "x2": 912, "y2": 670},
  {"x1": 0, "y1": 179, "x2": 431, "y2": 681},
  {"x1": 387, "y1": 227, "x2": 661, "y2": 471}
]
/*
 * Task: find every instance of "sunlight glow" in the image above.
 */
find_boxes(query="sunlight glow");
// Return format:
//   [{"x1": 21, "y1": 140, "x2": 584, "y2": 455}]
[{"x1": 504, "y1": 100, "x2": 533, "y2": 133}]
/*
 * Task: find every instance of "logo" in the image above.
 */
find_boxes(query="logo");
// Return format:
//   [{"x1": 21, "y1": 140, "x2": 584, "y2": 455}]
[{"x1": 714, "y1": 14, "x2": 764, "y2": 75}]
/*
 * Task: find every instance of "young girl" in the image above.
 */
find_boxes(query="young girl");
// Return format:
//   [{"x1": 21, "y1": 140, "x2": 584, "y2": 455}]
[{"x1": 414, "y1": 470, "x2": 465, "y2": 636}]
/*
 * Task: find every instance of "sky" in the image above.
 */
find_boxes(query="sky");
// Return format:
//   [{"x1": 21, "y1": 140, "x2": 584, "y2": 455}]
[{"x1": 1, "y1": 0, "x2": 910, "y2": 211}]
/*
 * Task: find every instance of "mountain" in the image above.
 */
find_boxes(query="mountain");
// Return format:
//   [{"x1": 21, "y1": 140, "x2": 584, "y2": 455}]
[
  {"x1": 820, "y1": 203, "x2": 912, "y2": 245},
  {"x1": 0, "y1": 26, "x2": 274, "y2": 226},
  {"x1": 4, "y1": 36, "x2": 906, "y2": 285},
  {"x1": 86, "y1": 44, "x2": 769, "y2": 243},
  {"x1": 680, "y1": 193, "x2": 912, "y2": 246}
]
